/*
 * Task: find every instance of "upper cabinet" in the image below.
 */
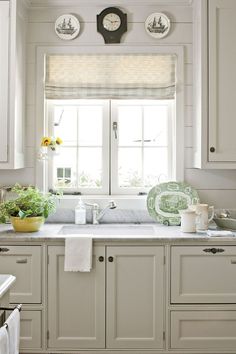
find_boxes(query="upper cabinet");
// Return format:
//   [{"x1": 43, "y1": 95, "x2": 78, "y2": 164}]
[
  {"x1": 193, "y1": 0, "x2": 236, "y2": 168},
  {"x1": 0, "y1": 0, "x2": 26, "y2": 169}
]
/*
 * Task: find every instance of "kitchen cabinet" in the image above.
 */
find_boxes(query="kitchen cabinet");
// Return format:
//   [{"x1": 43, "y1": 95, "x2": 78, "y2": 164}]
[
  {"x1": 47, "y1": 245, "x2": 164, "y2": 350},
  {"x1": 106, "y1": 246, "x2": 164, "y2": 349},
  {"x1": 171, "y1": 246, "x2": 236, "y2": 303},
  {"x1": 47, "y1": 245, "x2": 106, "y2": 349},
  {"x1": 0, "y1": 246, "x2": 42, "y2": 304},
  {"x1": 170, "y1": 245, "x2": 236, "y2": 351},
  {"x1": 193, "y1": 0, "x2": 236, "y2": 168},
  {"x1": 171, "y1": 311, "x2": 236, "y2": 350},
  {"x1": 19, "y1": 310, "x2": 42, "y2": 350},
  {"x1": 0, "y1": 0, "x2": 26, "y2": 169}
]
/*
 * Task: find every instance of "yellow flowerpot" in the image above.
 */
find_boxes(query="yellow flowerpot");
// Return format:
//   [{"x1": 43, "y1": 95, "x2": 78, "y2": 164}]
[{"x1": 10, "y1": 216, "x2": 45, "y2": 232}]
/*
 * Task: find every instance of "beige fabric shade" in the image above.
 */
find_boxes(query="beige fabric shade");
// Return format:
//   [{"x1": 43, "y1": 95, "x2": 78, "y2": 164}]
[{"x1": 45, "y1": 54, "x2": 176, "y2": 99}]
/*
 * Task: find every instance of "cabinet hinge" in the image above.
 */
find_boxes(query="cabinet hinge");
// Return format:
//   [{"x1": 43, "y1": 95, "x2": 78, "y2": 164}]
[
  {"x1": 163, "y1": 255, "x2": 166, "y2": 265},
  {"x1": 47, "y1": 330, "x2": 49, "y2": 340},
  {"x1": 163, "y1": 331, "x2": 165, "y2": 341},
  {"x1": 47, "y1": 254, "x2": 49, "y2": 265}
]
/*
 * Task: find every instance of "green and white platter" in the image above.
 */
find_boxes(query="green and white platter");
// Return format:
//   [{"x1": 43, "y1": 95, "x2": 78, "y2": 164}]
[{"x1": 147, "y1": 182, "x2": 200, "y2": 226}]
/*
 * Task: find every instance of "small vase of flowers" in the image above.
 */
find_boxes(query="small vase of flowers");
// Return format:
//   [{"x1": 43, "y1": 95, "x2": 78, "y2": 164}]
[{"x1": 39, "y1": 136, "x2": 63, "y2": 160}]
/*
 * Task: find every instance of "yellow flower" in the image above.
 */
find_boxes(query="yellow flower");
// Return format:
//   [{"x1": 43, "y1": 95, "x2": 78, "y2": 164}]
[
  {"x1": 41, "y1": 137, "x2": 51, "y2": 146},
  {"x1": 56, "y1": 137, "x2": 63, "y2": 145}
]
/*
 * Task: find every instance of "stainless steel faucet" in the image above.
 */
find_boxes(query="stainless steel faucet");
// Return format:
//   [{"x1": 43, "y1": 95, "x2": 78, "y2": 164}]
[
  {"x1": 85, "y1": 201, "x2": 117, "y2": 224},
  {"x1": 0, "y1": 186, "x2": 13, "y2": 204}
]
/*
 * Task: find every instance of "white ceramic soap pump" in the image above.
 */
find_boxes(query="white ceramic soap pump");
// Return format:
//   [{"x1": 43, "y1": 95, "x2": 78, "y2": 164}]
[{"x1": 75, "y1": 198, "x2": 86, "y2": 225}]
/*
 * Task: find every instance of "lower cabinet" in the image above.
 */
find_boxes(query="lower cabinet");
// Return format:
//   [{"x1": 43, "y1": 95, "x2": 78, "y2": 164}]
[
  {"x1": 171, "y1": 311, "x2": 236, "y2": 350},
  {"x1": 47, "y1": 245, "x2": 164, "y2": 350},
  {"x1": 20, "y1": 311, "x2": 42, "y2": 350}
]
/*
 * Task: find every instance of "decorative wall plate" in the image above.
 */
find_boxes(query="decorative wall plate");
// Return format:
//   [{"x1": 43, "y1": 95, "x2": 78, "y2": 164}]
[
  {"x1": 147, "y1": 182, "x2": 200, "y2": 226},
  {"x1": 55, "y1": 14, "x2": 80, "y2": 40},
  {"x1": 145, "y1": 13, "x2": 171, "y2": 39}
]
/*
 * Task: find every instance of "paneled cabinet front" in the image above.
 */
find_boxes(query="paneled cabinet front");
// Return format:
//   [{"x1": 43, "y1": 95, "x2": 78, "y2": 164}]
[
  {"x1": 47, "y1": 245, "x2": 164, "y2": 351},
  {"x1": 0, "y1": 245, "x2": 41, "y2": 304},
  {"x1": 171, "y1": 246, "x2": 236, "y2": 303},
  {"x1": 47, "y1": 245, "x2": 106, "y2": 349}
]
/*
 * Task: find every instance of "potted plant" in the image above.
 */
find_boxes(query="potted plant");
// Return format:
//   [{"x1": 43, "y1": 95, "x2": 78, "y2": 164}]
[{"x1": 0, "y1": 184, "x2": 57, "y2": 232}]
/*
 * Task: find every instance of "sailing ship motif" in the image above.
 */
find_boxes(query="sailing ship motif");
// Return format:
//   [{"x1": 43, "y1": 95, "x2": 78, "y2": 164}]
[
  {"x1": 147, "y1": 16, "x2": 168, "y2": 34},
  {"x1": 56, "y1": 17, "x2": 76, "y2": 35}
]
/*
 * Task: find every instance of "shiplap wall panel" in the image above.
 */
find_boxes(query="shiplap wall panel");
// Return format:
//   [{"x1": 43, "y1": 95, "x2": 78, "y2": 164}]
[
  {"x1": 1, "y1": 0, "x2": 235, "y2": 208},
  {"x1": 28, "y1": 5, "x2": 193, "y2": 23},
  {"x1": 27, "y1": 22, "x2": 193, "y2": 44}
]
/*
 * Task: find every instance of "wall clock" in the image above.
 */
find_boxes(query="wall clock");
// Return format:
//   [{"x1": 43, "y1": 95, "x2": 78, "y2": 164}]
[
  {"x1": 97, "y1": 7, "x2": 127, "y2": 44},
  {"x1": 145, "y1": 13, "x2": 171, "y2": 39},
  {"x1": 55, "y1": 14, "x2": 80, "y2": 40}
]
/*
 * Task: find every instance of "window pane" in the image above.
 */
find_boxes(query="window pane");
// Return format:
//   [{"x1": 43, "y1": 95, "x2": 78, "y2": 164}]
[
  {"x1": 118, "y1": 106, "x2": 142, "y2": 146},
  {"x1": 54, "y1": 106, "x2": 77, "y2": 145},
  {"x1": 53, "y1": 147, "x2": 77, "y2": 188},
  {"x1": 144, "y1": 106, "x2": 168, "y2": 146},
  {"x1": 118, "y1": 148, "x2": 142, "y2": 187},
  {"x1": 78, "y1": 148, "x2": 102, "y2": 188},
  {"x1": 144, "y1": 148, "x2": 168, "y2": 186},
  {"x1": 78, "y1": 106, "x2": 103, "y2": 146}
]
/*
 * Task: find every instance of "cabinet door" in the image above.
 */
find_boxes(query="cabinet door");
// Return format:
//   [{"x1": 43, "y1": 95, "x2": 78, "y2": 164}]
[
  {"x1": 208, "y1": 0, "x2": 236, "y2": 162},
  {"x1": 171, "y1": 246, "x2": 236, "y2": 303},
  {"x1": 0, "y1": 1, "x2": 9, "y2": 162},
  {"x1": 19, "y1": 311, "x2": 42, "y2": 350},
  {"x1": 0, "y1": 246, "x2": 41, "y2": 303},
  {"x1": 171, "y1": 311, "x2": 236, "y2": 350},
  {"x1": 106, "y1": 246, "x2": 164, "y2": 349},
  {"x1": 47, "y1": 245, "x2": 105, "y2": 349}
]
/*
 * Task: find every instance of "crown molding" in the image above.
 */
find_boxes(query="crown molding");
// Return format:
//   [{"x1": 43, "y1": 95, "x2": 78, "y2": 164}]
[{"x1": 28, "y1": 0, "x2": 193, "y2": 8}]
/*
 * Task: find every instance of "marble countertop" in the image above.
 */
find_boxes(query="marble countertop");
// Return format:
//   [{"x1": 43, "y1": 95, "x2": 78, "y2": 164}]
[
  {"x1": 0, "y1": 222, "x2": 235, "y2": 243},
  {"x1": 0, "y1": 274, "x2": 16, "y2": 299}
]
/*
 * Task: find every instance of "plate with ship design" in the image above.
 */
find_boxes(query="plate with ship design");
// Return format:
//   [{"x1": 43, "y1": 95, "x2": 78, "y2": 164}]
[
  {"x1": 147, "y1": 182, "x2": 200, "y2": 226},
  {"x1": 55, "y1": 14, "x2": 80, "y2": 40},
  {"x1": 145, "y1": 12, "x2": 171, "y2": 39}
]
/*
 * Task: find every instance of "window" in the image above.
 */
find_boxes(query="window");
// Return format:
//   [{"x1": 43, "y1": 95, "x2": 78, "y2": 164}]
[{"x1": 47, "y1": 99, "x2": 174, "y2": 195}]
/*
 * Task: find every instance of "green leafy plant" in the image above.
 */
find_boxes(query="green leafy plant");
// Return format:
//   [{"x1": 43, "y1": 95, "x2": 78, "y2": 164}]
[{"x1": 0, "y1": 184, "x2": 57, "y2": 223}]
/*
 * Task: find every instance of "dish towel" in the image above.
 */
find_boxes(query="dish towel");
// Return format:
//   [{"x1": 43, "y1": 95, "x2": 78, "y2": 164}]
[
  {"x1": 0, "y1": 326, "x2": 9, "y2": 354},
  {"x1": 64, "y1": 235, "x2": 93, "y2": 272},
  {"x1": 207, "y1": 230, "x2": 234, "y2": 237},
  {"x1": 5, "y1": 308, "x2": 20, "y2": 354}
]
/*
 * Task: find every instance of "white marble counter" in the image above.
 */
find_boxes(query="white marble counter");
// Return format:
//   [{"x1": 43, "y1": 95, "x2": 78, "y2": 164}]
[
  {"x1": 0, "y1": 222, "x2": 235, "y2": 243},
  {"x1": 0, "y1": 274, "x2": 16, "y2": 299}
]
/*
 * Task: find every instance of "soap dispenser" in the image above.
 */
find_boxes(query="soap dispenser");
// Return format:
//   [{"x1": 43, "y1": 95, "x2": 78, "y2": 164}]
[{"x1": 75, "y1": 198, "x2": 86, "y2": 225}]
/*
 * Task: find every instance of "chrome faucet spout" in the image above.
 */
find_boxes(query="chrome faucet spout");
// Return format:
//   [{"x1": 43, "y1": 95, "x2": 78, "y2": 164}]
[{"x1": 85, "y1": 201, "x2": 117, "y2": 224}]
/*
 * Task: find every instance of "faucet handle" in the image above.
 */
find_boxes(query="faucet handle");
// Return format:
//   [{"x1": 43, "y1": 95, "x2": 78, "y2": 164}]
[{"x1": 85, "y1": 202, "x2": 99, "y2": 210}]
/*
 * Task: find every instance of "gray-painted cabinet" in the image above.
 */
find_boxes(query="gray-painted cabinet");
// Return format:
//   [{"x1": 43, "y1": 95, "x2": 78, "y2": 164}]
[{"x1": 47, "y1": 245, "x2": 164, "y2": 350}]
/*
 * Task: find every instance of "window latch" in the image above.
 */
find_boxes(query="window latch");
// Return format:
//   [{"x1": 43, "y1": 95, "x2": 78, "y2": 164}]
[{"x1": 113, "y1": 122, "x2": 118, "y2": 139}]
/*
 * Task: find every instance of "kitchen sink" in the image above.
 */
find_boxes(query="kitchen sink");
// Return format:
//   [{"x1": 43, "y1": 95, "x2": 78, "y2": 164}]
[{"x1": 59, "y1": 224, "x2": 156, "y2": 236}]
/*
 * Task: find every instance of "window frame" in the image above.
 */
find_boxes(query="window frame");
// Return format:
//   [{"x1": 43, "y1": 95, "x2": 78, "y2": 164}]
[
  {"x1": 110, "y1": 99, "x2": 175, "y2": 195},
  {"x1": 46, "y1": 99, "x2": 110, "y2": 195},
  {"x1": 36, "y1": 45, "x2": 184, "y2": 201}
]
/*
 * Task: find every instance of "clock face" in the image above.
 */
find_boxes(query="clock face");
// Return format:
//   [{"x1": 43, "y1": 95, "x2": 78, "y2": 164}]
[{"x1": 102, "y1": 13, "x2": 121, "y2": 31}]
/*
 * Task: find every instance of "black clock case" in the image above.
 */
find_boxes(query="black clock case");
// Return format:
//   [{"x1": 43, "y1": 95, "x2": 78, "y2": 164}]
[{"x1": 97, "y1": 7, "x2": 127, "y2": 44}]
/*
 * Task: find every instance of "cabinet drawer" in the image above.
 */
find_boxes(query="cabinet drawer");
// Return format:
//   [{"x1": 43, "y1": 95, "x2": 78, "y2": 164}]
[
  {"x1": 171, "y1": 311, "x2": 236, "y2": 350},
  {"x1": 171, "y1": 246, "x2": 236, "y2": 303},
  {"x1": 0, "y1": 246, "x2": 41, "y2": 303},
  {"x1": 20, "y1": 310, "x2": 42, "y2": 350}
]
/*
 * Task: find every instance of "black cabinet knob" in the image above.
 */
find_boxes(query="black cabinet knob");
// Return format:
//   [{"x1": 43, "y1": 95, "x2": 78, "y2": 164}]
[
  {"x1": 203, "y1": 248, "x2": 225, "y2": 254},
  {"x1": 210, "y1": 147, "x2": 215, "y2": 153},
  {"x1": 108, "y1": 256, "x2": 114, "y2": 262},
  {"x1": 0, "y1": 247, "x2": 9, "y2": 253},
  {"x1": 98, "y1": 256, "x2": 104, "y2": 262}
]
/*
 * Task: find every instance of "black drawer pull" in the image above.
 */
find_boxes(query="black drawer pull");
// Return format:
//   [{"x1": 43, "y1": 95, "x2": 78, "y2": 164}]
[
  {"x1": 203, "y1": 248, "x2": 225, "y2": 254},
  {"x1": 98, "y1": 256, "x2": 104, "y2": 262},
  {"x1": 0, "y1": 247, "x2": 9, "y2": 253},
  {"x1": 108, "y1": 256, "x2": 114, "y2": 262},
  {"x1": 16, "y1": 258, "x2": 27, "y2": 264}
]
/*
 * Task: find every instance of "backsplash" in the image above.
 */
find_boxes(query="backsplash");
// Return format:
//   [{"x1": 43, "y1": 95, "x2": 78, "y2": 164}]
[{"x1": 47, "y1": 208, "x2": 154, "y2": 224}]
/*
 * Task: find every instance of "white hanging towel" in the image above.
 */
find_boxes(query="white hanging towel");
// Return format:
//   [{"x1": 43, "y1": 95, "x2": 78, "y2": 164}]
[
  {"x1": 64, "y1": 235, "x2": 93, "y2": 272},
  {"x1": 5, "y1": 309, "x2": 20, "y2": 354},
  {"x1": 0, "y1": 326, "x2": 9, "y2": 354}
]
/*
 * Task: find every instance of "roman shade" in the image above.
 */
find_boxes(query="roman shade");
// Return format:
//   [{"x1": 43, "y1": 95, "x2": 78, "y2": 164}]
[{"x1": 45, "y1": 54, "x2": 176, "y2": 99}]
